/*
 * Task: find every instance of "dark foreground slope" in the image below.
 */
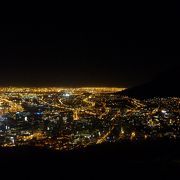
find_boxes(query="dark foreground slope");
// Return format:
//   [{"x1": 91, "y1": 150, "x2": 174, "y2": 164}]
[
  {"x1": 0, "y1": 140, "x2": 180, "y2": 179},
  {"x1": 120, "y1": 67, "x2": 180, "y2": 99}
]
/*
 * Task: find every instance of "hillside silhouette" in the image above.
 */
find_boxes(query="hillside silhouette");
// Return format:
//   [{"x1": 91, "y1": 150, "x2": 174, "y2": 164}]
[
  {"x1": 0, "y1": 140, "x2": 180, "y2": 179},
  {"x1": 120, "y1": 66, "x2": 180, "y2": 99}
]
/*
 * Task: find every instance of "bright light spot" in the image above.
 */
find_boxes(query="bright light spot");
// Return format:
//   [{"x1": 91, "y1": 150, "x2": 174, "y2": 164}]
[
  {"x1": 131, "y1": 132, "x2": 136, "y2": 137},
  {"x1": 121, "y1": 127, "x2": 124, "y2": 134},
  {"x1": 25, "y1": 117, "x2": 28, "y2": 121},
  {"x1": 161, "y1": 110, "x2": 166, "y2": 114},
  {"x1": 130, "y1": 132, "x2": 136, "y2": 140},
  {"x1": 63, "y1": 93, "x2": 70, "y2": 97},
  {"x1": 10, "y1": 137, "x2": 15, "y2": 144}
]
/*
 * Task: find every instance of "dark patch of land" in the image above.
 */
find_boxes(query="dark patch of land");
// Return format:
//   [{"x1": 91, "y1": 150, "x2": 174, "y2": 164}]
[{"x1": 0, "y1": 140, "x2": 180, "y2": 179}]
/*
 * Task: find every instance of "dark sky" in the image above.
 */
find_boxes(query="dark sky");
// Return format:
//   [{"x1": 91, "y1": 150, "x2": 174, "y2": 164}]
[{"x1": 0, "y1": 21, "x2": 179, "y2": 87}]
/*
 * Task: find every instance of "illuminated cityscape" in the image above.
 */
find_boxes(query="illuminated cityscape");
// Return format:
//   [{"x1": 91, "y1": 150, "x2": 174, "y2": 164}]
[
  {"x1": 1, "y1": 21, "x2": 180, "y2": 179},
  {"x1": 0, "y1": 87, "x2": 179, "y2": 151}
]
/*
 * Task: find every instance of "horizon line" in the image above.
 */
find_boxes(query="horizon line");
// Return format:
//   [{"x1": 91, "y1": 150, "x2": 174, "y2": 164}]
[{"x1": 0, "y1": 86, "x2": 126, "y2": 89}]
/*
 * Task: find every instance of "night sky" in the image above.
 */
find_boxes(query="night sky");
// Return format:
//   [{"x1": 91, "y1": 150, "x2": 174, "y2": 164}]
[{"x1": 0, "y1": 21, "x2": 180, "y2": 87}]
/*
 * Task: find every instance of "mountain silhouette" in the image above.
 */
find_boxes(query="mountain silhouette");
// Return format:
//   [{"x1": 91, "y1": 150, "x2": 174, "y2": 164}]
[{"x1": 120, "y1": 66, "x2": 180, "y2": 99}]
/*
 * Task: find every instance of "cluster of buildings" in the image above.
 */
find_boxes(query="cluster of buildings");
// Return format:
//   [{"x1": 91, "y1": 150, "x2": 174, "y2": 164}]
[
  {"x1": 103, "y1": 97, "x2": 180, "y2": 143},
  {"x1": 0, "y1": 87, "x2": 179, "y2": 151}
]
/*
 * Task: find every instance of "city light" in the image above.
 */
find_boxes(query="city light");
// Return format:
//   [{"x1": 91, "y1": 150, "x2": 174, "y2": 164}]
[
  {"x1": 0, "y1": 87, "x2": 179, "y2": 151},
  {"x1": 63, "y1": 93, "x2": 70, "y2": 97}
]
